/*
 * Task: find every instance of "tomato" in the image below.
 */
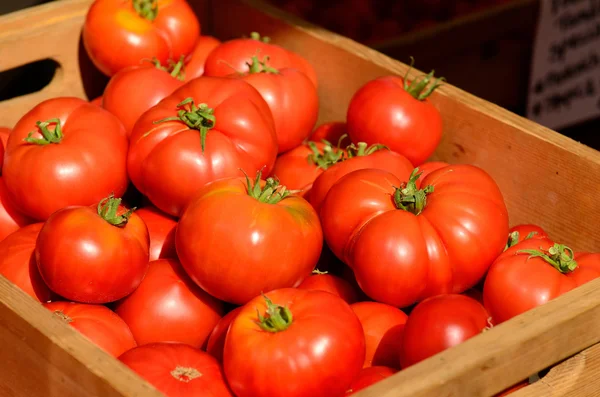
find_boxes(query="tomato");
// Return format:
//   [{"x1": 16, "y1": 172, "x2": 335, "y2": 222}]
[
  {"x1": 128, "y1": 76, "x2": 277, "y2": 217},
  {"x1": 298, "y1": 272, "x2": 359, "y2": 303},
  {"x1": 309, "y1": 121, "x2": 349, "y2": 146},
  {"x1": 185, "y1": 35, "x2": 221, "y2": 80},
  {"x1": 176, "y1": 172, "x2": 322, "y2": 304},
  {"x1": 321, "y1": 165, "x2": 509, "y2": 307},
  {"x1": 102, "y1": 59, "x2": 185, "y2": 137},
  {"x1": 505, "y1": 223, "x2": 549, "y2": 250},
  {"x1": 346, "y1": 72, "x2": 444, "y2": 166},
  {"x1": 0, "y1": 126, "x2": 8, "y2": 172},
  {"x1": 119, "y1": 343, "x2": 233, "y2": 397},
  {"x1": 203, "y1": 32, "x2": 318, "y2": 88},
  {"x1": 0, "y1": 223, "x2": 52, "y2": 302},
  {"x1": 90, "y1": 96, "x2": 103, "y2": 106},
  {"x1": 484, "y1": 238, "x2": 600, "y2": 323},
  {"x1": 350, "y1": 302, "x2": 407, "y2": 369},
  {"x1": 206, "y1": 307, "x2": 242, "y2": 363},
  {"x1": 309, "y1": 145, "x2": 414, "y2": 214},
  {"x1": 0, "y1": 178, "x2": 32, "y2": 242},
  {"x1": 36, "y1": 195, "x2": 150, "y2": 303},
  {"x1": 3, "y1": 97, "x2": 128, "y2": 221},
  {"x1": 231, "y1": 56, "x2": 318, "y2": 153},
  {"x1": 270, "y1": 140, "x2": 345, "y2": 199},
  {"x1": 115, "y1": 258, "x2": 223, "y2": 348},
  {"x1": 224, "y1": 288, "x2": 365, "y2": 397},
  {"x1": 415, "y1": 161, "x2": 448, "y2": 186},
  {"x1": 82, "y1": 0, "x2": 200, "y2": 76},
  {"x1": 346, "y1": 366, "x2": 396, "y2": 395},
  {"x1": 135, "y1": 206, "x2": 177, "y2": 261},
  {"x1": 44, "y1": 301, "x2": 136, "y2": 357},
  {"x1": 399, "y1": 294, "x2": 491, "y2": 368}
]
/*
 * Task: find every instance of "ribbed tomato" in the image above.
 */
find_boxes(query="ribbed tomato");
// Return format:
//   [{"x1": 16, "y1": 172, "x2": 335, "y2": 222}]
[{"x1": 135, "y1": 206, "x2": 177, "y2": 261}]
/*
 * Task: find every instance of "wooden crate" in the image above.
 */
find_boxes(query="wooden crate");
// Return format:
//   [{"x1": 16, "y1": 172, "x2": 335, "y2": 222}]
[{"x1": 1, "y1": 0, "x2": 600, "y2": 396}]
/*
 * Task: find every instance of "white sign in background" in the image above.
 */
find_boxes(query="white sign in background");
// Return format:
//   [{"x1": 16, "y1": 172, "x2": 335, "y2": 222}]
[{"x1": 527, "y1": 0, "x2": 600, "y2": 130}]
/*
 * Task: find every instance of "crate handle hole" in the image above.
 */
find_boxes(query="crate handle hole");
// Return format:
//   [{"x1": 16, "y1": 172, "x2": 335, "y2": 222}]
[{"x1": 0, "y1": 59, "x2": 61, "y2": 102}]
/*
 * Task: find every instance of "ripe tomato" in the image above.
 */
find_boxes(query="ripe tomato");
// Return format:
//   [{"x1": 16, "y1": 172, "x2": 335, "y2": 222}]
[
  {"x1": 346, "y1": 366, "x2": 396, "y2": 395},
  {"x1": 224, "y1": 288, "x2": 365, "y2": 397},
  {"x1": 135, "y1": 206, "x2": 177, "y2": 261},
  {"x1": 90, "y1": 96, "x2": 103, "y2": 106},
  {"x1": 0, "y1": 178, "x2": 31, "y2": 242},
  {"x1": 309, "y1": 121, "x2": 350, "y2": 146},
  {"x1": 119, "y1": 343, "x2": 233, "y2": 397},
  {"x1": 309, "y1": 144, "x2": 414, "y2": 214},
  {"x1": 321, "y1": 165, "x2": 509, "y2": 307},
  {"x1": 115, "y1": 258, "x2": 223, "y2": 348},
  {"x1": 0, "y1": 223, "x2": 52, "y2": 302},
  {"x1": 505, "y1": 223, "x2": 549, "y2": 250},
  {"x1": 36, "y1": 195, "x2": 150, "y2": 303},
  {"x1": 206, "y1": 307, "x2": 242, "y2": 363},
  {"x1": 0, "y1": 126, "x2": 8, "y2": 172},
  {"x1": 231, "y1": 56, "x2": 318, "y2": 153},
  {"x1": 82, "y1": 0, "x2": 200, "y2": 76},
  {"x1": 102, "y1": 59, "x2": 185, "y2": 137},
  {"x1": 128, "y1": 76, "x2": 277, "y2": 217},
  {"x1": 346, "y1": 72, "x2": 444, "y2": 166},
  {"x1": 44, "y1": 301, "x2": 136, "y2": 357},
  {"x1": 484, "y1": 238, "x2": 600, "y2": 323},
  {"x1": 176, "y1": 172, "x2": 322, "y2": 304},
  {"x1": 350, "y1": 302, "x2": 407, "y2": 369},
  {"x1": 3, "y1": 97, "x2": 129, "y2": 221},
  {"x1": 185, "y1": 35, "x2": 221, "y2": 80},
  {"x1": 203, "y1": 32, "x2": 318, "y2": 87},
  {"x1": 399, "y1": 294, "x2": 491, "y2": 368},
  {"x1": 415, "y1": 161, "x2": 448, "y2": 186},
  {"x1": 298, "y1": 272, "x2": 359, "y2": 303}
]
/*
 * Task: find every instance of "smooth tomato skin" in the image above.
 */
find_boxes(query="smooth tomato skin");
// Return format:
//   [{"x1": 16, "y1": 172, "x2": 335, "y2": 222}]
[
  {"x1": 298, "y1": 273, "x2": 359, "y2": 304},
  {"x1": 83, "y1": 0, "x2": 200, "y2": 76},
  {"x1": 3, "y1": 97, "x2": 129, "y2": 221},
  {"x1": 350, "y1": 302, "x2": 407, "y2": 369},
  {"x1": 346, "y1": 366, "x2": 396, "y2": 395},
  {"x1": 0, "y1": 178, "x2": 32, "y2": 242},
  {"x1": 309, "y1": 121, "x2": 349, "y2": 146},
  {"x1": 36, "y1": 205, "x2": 150, "y2": 303},
  {"x1": 224, "y1": 288, "x2": 365, "y2": 397},
  {"x1": 119, "y1": 343, "x2": 234, "y2": 397},
  {"x1": 44, "y1": 301, "x2": 136, "y2": 357},
  {"x1": 90, "y1": 96, "x2": 103, "y2": 106},
  {"x1": 234, "y1": 67, "x2": 318, "y2": 153},
  {"x1": 347, "y1": 76, "x2": 443, "y2": 166},
  {"x1": 128, "y1": 76, "x2": 277, "y2": 217},
  {"x1": 399, "y1": 294, "x2": 490, "y2": 368},
  {"x1": 135, "y1": 206, "x2": 177, "y2": 261},
  {"x1": 176, "y1": 177, "x2": 323, "y2": 305},
  {"x1": 415, "y1": 161, "x2": 448, "y2": 187},
  {"x1": 309, "y1": 149, "x2": 414, "y2": 214},
  {"x1": 185, "y1": 35, "x2": 221, "y2": 80},
  {"x1": 0, "y1": 223, "x2": 52, "y2": 302},
  {"x1": 206, "y1": 307, "x2": 242, "y2": 363},
  {"x1": 102, "y1": 64, "x2": 184, "y2": 137},
  {"x1": 114, "y1": 259, "x2": 224, "y2": 348}
]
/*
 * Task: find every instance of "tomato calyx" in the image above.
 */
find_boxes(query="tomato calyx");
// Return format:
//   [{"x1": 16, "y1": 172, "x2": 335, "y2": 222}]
[
  {"x1": 97, "y1": 194, "x2": 136, "y2": 228},
  {"x1": 518, "y1": 243, "x2": 578, "y2": 273},
  {"x1": 504, "y1": 231, "x2": 540, "y2": 251},
  {"x1": 393, "y1": 168, "x2": 434, "y2": 215},
  {"x1": 245, "y1": 170, "x2": 290, "y2": 204},
  {"x1": 132, "y1": 0, "x2": 158, "y2": 21},
  {"x1": 246, "y1": 55, "x2": 279, "y2": 74},
  {"x1": 256, "y1": 294, "x2": 293, "y2": 332},
  {"x1": 249, "y1": 31, "x2": 271, "y2": 43},
  {"x1": 402, "y1": 57, "x2": 445, "y2": 101},
  {"x1": 145, "y1": 56, "x2": 186, "y2": 81},
  {"x1": 346, "y1": 142, "x2": 387, "y2": 158},
  {"x1": 154, "y1": 98, "x2": 215, "y2": 152},
  {"x1": 170, "y1": 366, "x2": 202, "y2": 383},
  {"x1": 24, "y1": 118, "x2": 64, "y2": 145},
  {"x1": 306, "y1": 138, "x2": 345, "y2": 170},
  {"x1": 53, "y1": 310, "x2": 73, "y2": 323}
]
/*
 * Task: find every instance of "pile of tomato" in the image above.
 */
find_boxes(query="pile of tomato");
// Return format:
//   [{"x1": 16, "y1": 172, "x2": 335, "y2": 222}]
[{"x1": 0, "y1": 1, "x2": 598, "y2": 397}]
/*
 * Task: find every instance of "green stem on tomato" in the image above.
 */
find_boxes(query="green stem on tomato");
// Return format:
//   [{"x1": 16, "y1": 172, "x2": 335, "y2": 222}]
[
  {"x1": 246, "y1": 55, "x2": 279, "y2": 74},
  {"x1": 249, "y1": 31, "x2": 271, "y2": 43},
  {"x1": 345, "y1": 142, "x2": 387, "y2": 158},
  {"x1": 145, "y1": 56, "x2": 186, "y2": 81},
  {"x1": 402, "y1": 56, "x2": 445, "y2": 101},
  {"x1": 504, "y1": 230, "x2": 540, "y2": 251},
  {"x1": 24, "y1": 118, "x2": 64, "y2": 145},
  {"x1": 97, "y1": 194, "x2": 135, "y2": 228},
  {"x1": 518, "y1": 243, "x2": 578, "y2": 273},
  {"x1": 255, "y1": 294, "x2": 293, "y2": 332},
  {"x1": 132, "y1": 0, "x2": 158, "y2": 21},
  {"x1": 393, "y1": 168, "x2": 434, "y2": 215},
  {"x1": 244, "y1": 169, "x2": 290, "y2": 204},
  {"x1": 306, "y1": 139, "x2": 345, "y2": 170}
]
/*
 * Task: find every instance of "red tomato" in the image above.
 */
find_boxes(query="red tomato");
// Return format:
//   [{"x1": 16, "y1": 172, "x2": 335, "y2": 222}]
[
  {"x1": 176, "y1": 172, "x2": 322, "y2": 304},
  {"x1": 203, "y1": 32, "x2": 318, "y2": 88},
  {"x1": 36, "y1": 195, "x2": 150, "y2": 303},
  {"x1": 298, "y1": 273, "x2": 359, "y2": 303},
  {"x1": 231, "y1": 56, "x2": 318, "y2": 153},
  {"x1": 115, "y1": 258, "x2": 223, "y2": 348},
  {"x1": 415, "y1": 161, "x2": 448, "y2": 186},
  {"x1": 128, "y1": 76, "x2": 277, "y2": 217},
  {"x1": 321, "y1": 166, "x2": 509, "y2": 307},
  {"x1": 0, "y1": 126, "x2": 7, "y2": 172},
  {"x1": 185, "y1": 35, "x2": 221, "y2": 80},
  {"x1": 119, "y1": 343, "x2": 233, "y2": 397},
  {"x1": 347, "y1": 74, "x2": 444, "y2": 166},
  {"x1": 346, "y1": 366, "x2": 396, "y2": 395},
  {"x1": 0, "y1": 178, "x2": 32, "y2": 242},
  {"x1": 82, "y1": 0, "x2": 200, "y2": 76},
  {"x1": 206, "y1": 307, "x2": 242, "y2": 363},
  {"x1": 0, "y1": 223, "x2": 52, "y2": 302},
  {"x1": 350, "y1": 302, "x2": 407, "y2": 368},
  {"x1": 90, "y1": 96, "x2": 103, "y2": 106},
  {"x1": 135, "y1": 206, "x2": 177, "y2": 261},
  {"x1": 224, "y1": 288, "x2": 365, "y2": 397},
  {"x1": 3, "y1": 97, "x2": 128, "y2": 221},
  {"x1": 399, "y1": 294, "x2": 491, "y2": 368},
  {"x1": 102, "y1": 59, "x2": 184, "y2": 137},
  {"x1": 309, "y1": 121, "x2": 350, "y2": 147},
  {"x1": 505, "y1": 224, "x2": 549, "y2": 250},
  {"x1": 310, "y1": 145, "x2": 414, "y2": 214},
  {"x1": 44, "y1": 301, "x2": 136, "y2": 357},
  {"x1": 484, "y1": 238, "x2": 600, "y2": 323}
]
